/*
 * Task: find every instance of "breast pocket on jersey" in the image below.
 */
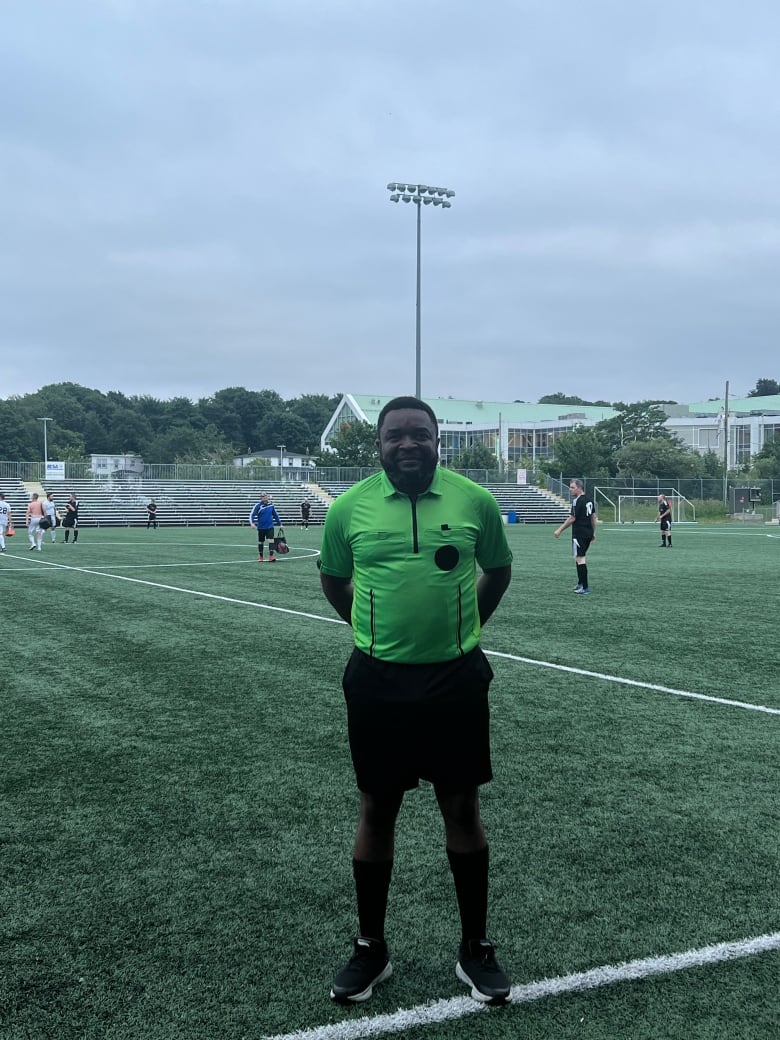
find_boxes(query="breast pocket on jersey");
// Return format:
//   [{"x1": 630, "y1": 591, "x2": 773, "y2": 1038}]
[
  {"x1": 421, "y1": 525, "x2": 476, "y2": 573},
  {"x1": 351, "y1": 528, "x2": 410, "y2": 566}
]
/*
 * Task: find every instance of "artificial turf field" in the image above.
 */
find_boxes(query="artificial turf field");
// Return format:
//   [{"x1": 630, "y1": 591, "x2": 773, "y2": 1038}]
[{"x1": 2, "y1": 520, "x2": 779, "y2": 1040}]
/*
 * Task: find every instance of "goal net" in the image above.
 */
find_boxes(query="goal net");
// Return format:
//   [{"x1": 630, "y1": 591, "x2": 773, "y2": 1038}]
[{"x1": 616, "y1": 493, "x2": 696, "y2": 525}]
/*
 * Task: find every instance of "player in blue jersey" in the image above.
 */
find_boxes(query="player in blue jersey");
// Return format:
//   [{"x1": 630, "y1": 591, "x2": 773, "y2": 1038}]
[{"x1": 249, "y1": 493, "x2": 282, "y2": 562}]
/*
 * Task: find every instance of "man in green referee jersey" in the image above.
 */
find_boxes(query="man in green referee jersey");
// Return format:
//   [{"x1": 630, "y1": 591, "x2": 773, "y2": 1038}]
[{"x1": 319, "y1": 396, "x2": 513, "y2": 1006}]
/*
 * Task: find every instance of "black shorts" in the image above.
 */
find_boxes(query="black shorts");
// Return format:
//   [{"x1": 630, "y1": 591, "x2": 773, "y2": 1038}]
[
  {"x1": 256, "y1": 527, "x2": 274, "y2": 539},
  {"x1": 342, "y1": 647, "x2": 494, "y2": 796},
  {"x1": 572, "y1": 533, "x2": 593, "y2": 556},
  {"x1": 660, "y1": 519, "x2": 671, "y2": 532}
]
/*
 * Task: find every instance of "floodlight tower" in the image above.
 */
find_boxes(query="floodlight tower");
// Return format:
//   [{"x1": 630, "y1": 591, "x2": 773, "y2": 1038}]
[
  {"x1": 38, "y1": 417, "x2": 53, "y2": 474},
  {"x1": 387, "y1": 182, "x2": 455, "y2": 399}
]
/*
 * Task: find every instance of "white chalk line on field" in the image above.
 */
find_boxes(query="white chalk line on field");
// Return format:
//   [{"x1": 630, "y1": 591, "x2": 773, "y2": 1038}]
[
  {"x1": 486, "y1": 650, "x2": 780, "y2": 716},
  {"x1": 258, "y1": 930, "x2": 780, "y2": 1040},
  {"x1": 13, "y1": 556, "x2": 344, "y2": 624},
  {"x1": 12, "y1": 556, "x2": 780, "y2": 717}
]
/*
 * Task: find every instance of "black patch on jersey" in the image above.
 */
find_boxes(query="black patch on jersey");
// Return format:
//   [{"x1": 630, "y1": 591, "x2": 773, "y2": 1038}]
[{"x1": 435, "y1": 545, "x2": 459, "y2": 571}]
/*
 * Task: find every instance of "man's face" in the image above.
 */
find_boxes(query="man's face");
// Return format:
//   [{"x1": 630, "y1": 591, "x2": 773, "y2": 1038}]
[
  {"x1": 377, "y1": 408, "x2": 439, "y2": 494},
  {"x1": 569, "y1": 482, "x2": 580, "y2": 496}
]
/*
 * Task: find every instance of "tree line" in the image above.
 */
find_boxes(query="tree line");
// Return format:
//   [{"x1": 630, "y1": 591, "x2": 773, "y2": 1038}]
[
  {"x1": 2, "y1": 378, "x2": 778, "y2": 479},
  {"x1": 0, "y1": 384, "x2": 340, "y2": 464}
]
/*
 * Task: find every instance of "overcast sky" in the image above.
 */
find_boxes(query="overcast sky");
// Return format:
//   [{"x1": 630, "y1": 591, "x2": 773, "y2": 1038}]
[{"x1": 2, "y1": 1, "x2": 779, "y2": 408}]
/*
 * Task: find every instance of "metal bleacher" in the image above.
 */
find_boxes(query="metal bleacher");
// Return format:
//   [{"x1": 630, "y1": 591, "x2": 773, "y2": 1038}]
[
  {"x1": 25, "y1": 480, "x2": 329, "y2": 528},
  {"x1": 319, "y1": 480, "x2": 569, "y2": 524},
  {"x1": 6, "y1": 477, "x2": 567, "y2": 528}
]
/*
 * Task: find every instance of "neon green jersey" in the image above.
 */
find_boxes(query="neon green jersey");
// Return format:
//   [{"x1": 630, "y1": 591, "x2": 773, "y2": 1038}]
[{"x1": 319, "y1": 468, "x2": 512, "y2": 663}]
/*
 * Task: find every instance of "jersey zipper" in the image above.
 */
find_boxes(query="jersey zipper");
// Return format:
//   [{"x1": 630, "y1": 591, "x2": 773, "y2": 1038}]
[{"x1": 410, "y1": 499, "x2": 419, "y2": 553}]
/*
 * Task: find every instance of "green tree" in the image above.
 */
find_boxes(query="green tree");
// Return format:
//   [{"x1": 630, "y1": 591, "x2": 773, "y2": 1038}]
[
  {"x1": 255, "y1": 410, "x2": 316, "y2": 454},
  {"x1": 596, "y1": 402, "x2": 676, "y2": 454},
  {"x1": 198, "y1": 387, "x2": 282, "y2": 450},
  {"x1": 0, "y1": 400, "x2": 32, "y2": 458},
  {"x1": 450, "y1": 442, "x2": 498, "y2": 469},
  {"x1": 541, "y1": 426, "x2": 612, "y2": 478},
  {"x1": 615, "y1": 439, "x2": 707, "y2": 478},
  {"x1": 144, "y1": 423, "x2": 231, "y2": 464},
  {"x1": 285, "y1": 393, "x2": 341, "y2": 445},
  {"x1": 700, "y1": 450, "x2": 724, "y2": 477},
  {"x1": 537, "y1": 391, "x2": 612, "y2": 407},
  {"x1": 750, "y1": 433, "x2": 780, "y2": 477},
  {"x1": 316, "y1": 421, "x2": 378, "y2": 467},
  {"x1": 747, "y1": 377, "x2": 780, "y2": 398}
]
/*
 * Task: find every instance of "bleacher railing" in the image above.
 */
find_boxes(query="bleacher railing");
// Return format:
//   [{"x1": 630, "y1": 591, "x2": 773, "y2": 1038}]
[{"x1": 1, "y1": 460, "x2": 777, "y2": 504}]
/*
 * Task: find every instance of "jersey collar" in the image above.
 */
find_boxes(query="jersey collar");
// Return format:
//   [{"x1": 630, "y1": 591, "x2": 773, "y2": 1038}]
[{"x1": 380, "y1": 466, "x2": 443, "y2": 499}]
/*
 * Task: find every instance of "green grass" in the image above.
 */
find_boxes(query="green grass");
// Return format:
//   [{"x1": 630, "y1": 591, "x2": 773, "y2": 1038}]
[{"x1": 2, "y1": 522, "x2": 779, "y2": 1039}]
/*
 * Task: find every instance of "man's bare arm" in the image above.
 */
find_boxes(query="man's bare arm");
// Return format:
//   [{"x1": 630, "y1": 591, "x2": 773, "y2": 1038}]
[
  {"x1": 477, "y1": 564, "x2": 512, "y2": 625},
  {"x1": 320, "y1": 573, "x2": 354, "y2": 625}
]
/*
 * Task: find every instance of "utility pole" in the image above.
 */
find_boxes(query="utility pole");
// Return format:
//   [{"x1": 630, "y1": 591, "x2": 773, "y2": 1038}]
[{"x1": 723, "y1": 380, "x2": 729, "y2": 505}]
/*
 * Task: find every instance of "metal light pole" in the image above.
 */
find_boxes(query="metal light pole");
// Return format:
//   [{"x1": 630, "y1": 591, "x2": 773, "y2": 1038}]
[
  {"x1": 278, "y1": 444, "x2": 285, "y2": 482},
  {"x1": 38, "y1": 417, "x2": 53, "y2": 476},
  {"x1": 387, "y1": 182, "x2": 454, "y2": 398}
]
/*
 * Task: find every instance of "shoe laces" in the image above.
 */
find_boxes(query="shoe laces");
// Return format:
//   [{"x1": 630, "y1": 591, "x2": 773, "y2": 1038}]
[{"x1": 468, "y1": 939, "x2": 499, "y2": 967}]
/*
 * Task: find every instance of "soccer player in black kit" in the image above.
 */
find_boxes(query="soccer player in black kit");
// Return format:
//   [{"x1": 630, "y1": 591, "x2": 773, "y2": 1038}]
[
  {"x1": 554, "y1": 478, "x2": 597, "y2": 594},
  {"x1": 656, "y1": 494, "x2": 672, "y2": 548}
]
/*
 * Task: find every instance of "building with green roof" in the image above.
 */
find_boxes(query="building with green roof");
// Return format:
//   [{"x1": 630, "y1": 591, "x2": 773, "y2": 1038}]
[{"x1": 322, "y1": 393, "x2": 780, "y2": 470}]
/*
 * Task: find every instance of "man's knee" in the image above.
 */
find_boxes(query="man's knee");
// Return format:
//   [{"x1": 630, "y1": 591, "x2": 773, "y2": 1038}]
[
  {"x1": 435, "y1": 788, "x2": 482, "y2": 833},
  {"x1": 359, "y1": 791, "x2": 404, "y2": 832}
]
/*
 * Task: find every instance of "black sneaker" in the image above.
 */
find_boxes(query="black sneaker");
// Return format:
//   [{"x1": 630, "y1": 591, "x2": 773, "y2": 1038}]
[
  {"x1": 456, "y1": 939, "x2": 510, "y2": 1004},
  {"x1": 330, "y1": 936, "x2": 392, "y2": 1003}
]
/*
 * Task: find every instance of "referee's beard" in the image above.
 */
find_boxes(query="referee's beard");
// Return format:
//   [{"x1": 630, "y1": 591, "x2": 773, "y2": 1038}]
[{"x1": 380, "y1": 456, "x2": 438, "y2": 497}]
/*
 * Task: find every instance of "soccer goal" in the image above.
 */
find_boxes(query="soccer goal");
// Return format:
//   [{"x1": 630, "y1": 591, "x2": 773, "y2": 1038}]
[{"x1": 615, "y1": 491, "x2": 696, "y2": 525}]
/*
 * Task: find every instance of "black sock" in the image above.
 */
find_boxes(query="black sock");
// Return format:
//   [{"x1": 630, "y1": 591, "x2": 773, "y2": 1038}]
[
  {"x1": 353, "y1": 858, "x2": 393, "y2": 942},
  {"x1": 576, "y1": 563, "x2": 588, "y2": 588},
  {"x1": 447, "y1": 845, "x2": 489, "y2": 943}
]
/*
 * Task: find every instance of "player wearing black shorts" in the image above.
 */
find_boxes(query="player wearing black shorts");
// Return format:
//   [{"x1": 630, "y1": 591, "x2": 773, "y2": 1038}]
[
  {"x1": 554, "y1": 477, "x2": 596, "y2": 594},
  {"x1": 656, "y1": 494, "x2": 673, "y2": 547},
  {"x1": 319, "y1": 396, "x2": 513, "y2": 1006},
  {"x1": 62, "y1": 493, "x2": 80, "y2": 543},
  {"x1": 249, "y1": 494, "x2": 281, "y2": 562}
]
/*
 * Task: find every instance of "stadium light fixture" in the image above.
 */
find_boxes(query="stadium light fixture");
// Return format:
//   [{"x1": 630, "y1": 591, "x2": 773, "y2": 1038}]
[
  {"x1": 387, "y1": 180, "x2": 455, "y2": 398},
  {"x1": 38, "y1": 417, "x2": 53, "y2": 472}
]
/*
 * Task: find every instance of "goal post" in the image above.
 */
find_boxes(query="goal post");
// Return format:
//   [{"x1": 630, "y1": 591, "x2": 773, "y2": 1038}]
[{"x1": 615, "y1": 491, "x2": 696, "y2": 525}]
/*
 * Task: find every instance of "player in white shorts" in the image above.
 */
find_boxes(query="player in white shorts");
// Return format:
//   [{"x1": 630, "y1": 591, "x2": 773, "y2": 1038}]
[{"x1": 0, "y1": 493, "x2": 12, "y2": 552}]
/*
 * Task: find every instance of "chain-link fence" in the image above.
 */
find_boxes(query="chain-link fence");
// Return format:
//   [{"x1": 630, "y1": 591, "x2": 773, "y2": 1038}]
[{"x1": 2, "y1": 460, "x2": 778, "y2": 509}]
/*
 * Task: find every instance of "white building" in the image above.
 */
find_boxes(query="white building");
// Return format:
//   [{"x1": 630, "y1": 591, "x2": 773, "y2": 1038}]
[
  {"x1": 233, "y1": 448, "x2": 317, "y2": 469},
  {"x1": 322, "y1": 393, "x2": 780, "y2": 470},
  {"x1": 90, "y1": 453, "x2": 145, "y2": 478}
]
